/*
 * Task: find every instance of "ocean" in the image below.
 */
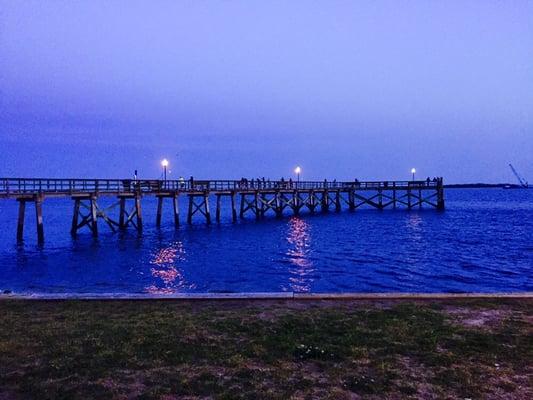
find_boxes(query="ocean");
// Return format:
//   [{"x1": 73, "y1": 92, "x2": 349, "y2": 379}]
[{"x1": 0, "y1": 189, "x2": 531, "y2": 295}]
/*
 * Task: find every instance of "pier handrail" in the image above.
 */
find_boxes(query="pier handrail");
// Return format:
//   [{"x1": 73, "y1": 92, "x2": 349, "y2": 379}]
[{"x1": 0, "y1": 177, "x2": 442, "y2": 197}]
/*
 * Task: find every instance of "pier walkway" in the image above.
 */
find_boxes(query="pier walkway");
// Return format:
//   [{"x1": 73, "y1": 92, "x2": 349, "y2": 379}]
[{"x1": 0, "y1": 177, "x2": 444, "y2": 242}]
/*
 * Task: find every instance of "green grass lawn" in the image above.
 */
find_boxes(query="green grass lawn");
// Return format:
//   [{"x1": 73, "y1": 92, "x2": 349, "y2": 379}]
[{"x1": 0, "y1": 298, "x2": 531, "y2": 399}]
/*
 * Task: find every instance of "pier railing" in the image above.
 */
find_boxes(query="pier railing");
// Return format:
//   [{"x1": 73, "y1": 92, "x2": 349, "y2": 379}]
[{"x1": 0, "y1": 178, "x2": 442, "y2": 197}]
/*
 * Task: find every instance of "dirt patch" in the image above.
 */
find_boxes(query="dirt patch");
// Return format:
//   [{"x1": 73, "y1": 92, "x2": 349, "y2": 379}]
[{"x1": 445, "y1": 307, "x2": 512, "y2": 329}]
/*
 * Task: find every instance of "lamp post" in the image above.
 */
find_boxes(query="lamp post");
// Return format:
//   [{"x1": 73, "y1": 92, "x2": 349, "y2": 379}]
[
  {"x1": 411, "y1": 168, "x2": 416, "y2": 181},
  {"x1": 294, "y1": 166, "x2": 301, "y2": 186},
  {"x1": 162, "y1": 159, "x2": 169, "y2": 188}
]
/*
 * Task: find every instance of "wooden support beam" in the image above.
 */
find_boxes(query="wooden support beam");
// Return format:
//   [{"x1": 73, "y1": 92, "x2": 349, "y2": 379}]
[
  {"x1": 135, "y1": 194, "x2": 143, "y2": 230},
  {"x1": 17, "y1": 199, "x2": 25, "y2": 242},
  {"x1": 275, "y1": 191, "x2": 283, "y2": 217},
  {"x1": 230, "y1": 192, "x2": 237, "y2": 222},
  {"x1": 173, "y1": 195, "x2": 180, "y2": 227},
  {"x1": 156, "y1": 196, "x2": 164, "y2": 227},
  {"x1": 35, "y1": 196, "x2": 44, "y2": 243},
  {"x1": 204, "y1": 194, "x2": 211, "y2": 224},
  {"x1": 119, "y1": 197, "x2": 126, "y2": 228},
  {"x1": 293, "y1": 191, "x2": 301, "y2": 215},
  {"x1": 239, "y1": 193, "x2": 245, "y2": 218},
  {"x1": 393, "y1": 184, "x2": 397, "y2": 209},
  {"x1": 71, "y1": 198, "x2": 80, "y2": 235},
  {"x1": 187, "y1": 193, "x2": 211, "y2": 224},
  {"x1": 216, "y1": 194, "x2": 221, "y2": 222},
  {"x1": 437, "y1": 179, "x2": 445, "y2": 210},
  {"x1": 254, "y1": 192, "x2": 260, "y2": 220},
  {"x1": 378, "y1": 189, "x2": 383, "y2": 210},
  {"x1": 335, "y1": 190, "x2": 341, "y2": 212},
  {"x1": 348, "y1": 189, "x2": 355, "y2": 211},
  {"x1": 89, "y1": 196, "x2": 98, "y2": 237},
  {"x1": 306, "y1": 190, "x2": 316, "y2": 213},
  {"x1": 188, "y1": 195, "x2": 194, "y2": 224},
  {"x1": 321, "y1": 190, "x2": 329, "y2": 212}
]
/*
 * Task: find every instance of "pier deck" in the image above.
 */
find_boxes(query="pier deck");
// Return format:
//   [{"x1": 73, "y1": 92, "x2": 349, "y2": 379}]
[{"x1": 0, "y1": 177, "x2": 444, "y2": 242}]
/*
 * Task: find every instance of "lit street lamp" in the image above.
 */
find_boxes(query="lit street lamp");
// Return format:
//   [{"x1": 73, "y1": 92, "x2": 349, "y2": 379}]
[
  {"x1": 294, "y1": 166, "x2": 301, "y2": 184},
  {"x1": 162, "y1": 159, "x2": 169, "y2": 187},
  {"x1": 411, "y1": 168, "x2": 416, "y2": 181}
]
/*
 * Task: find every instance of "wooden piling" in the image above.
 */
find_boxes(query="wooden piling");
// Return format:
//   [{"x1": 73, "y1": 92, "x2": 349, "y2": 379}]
[
  {"x1": 35, "y1": 196, "x2": 44, "y2": 243},
  {"x1": 118, "y1": 197, "x2": 126, "y2": 228},
  {"x1": 71, "y1": 198, "x2": 80, "y2": 235},
  {"x1": 89, "y1": 196, "x2": 98, "y2": 237},
  {"x1": 135, "y1": 194, "x2": 143, "y2": 230},
  {"x1": 16, "y1": 199, "x2": 25, "y2": 242},
  {"x1": 188, "y1": 195, "x2": 194, "y2": 224},
  {"x1": 230, "y1": 192, "x2": 237, "y2": 222},
  {"x1": 254, "y1": 192, "x2": 260, "y2": 220},
  {"x1": 308, "y1": 190, "x2": 316, "y2": 213},
  {"x1": 437, "y1": 178, "x2": 445, "y2": 210},
  {"x1": 293, "y1": 191, "x2": 300, "y2": 216},
  {"x1": 335, "y1": 190, "x2": 341, "y2": 212},
  {"x1": 204, "y1": 193, "x2": 211, "y2": 224},
  {"x1": 321, "y1": 190, "x2": 329, "y2": 212},
  {"x1": 275, "y1": 191, "x2": 283, "y2": 218},
  {"x1": 216, "y1": 194, "x2": 221, "y2": 222},
  {"x1": 239, "y1": 193, "x2": 245, "y2": 218},
  {"x1": 173, "y1": 195, "x2": 180, "y2": 227},
  {"x1": 156, "y1": 196, "x2": 164, "y2": 227}
]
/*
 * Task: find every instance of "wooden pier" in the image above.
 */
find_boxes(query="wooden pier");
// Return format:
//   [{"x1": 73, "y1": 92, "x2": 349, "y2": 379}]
[{"x1": 0, "y1": 177, "x2": 445, "y2": 243}]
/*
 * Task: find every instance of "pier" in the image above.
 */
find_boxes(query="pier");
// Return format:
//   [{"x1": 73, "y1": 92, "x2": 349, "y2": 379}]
[{"x1": 0, "y1": 177, "x2": 444, "y2": 243}]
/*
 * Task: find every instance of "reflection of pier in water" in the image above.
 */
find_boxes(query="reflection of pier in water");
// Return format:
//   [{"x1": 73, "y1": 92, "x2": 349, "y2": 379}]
[{"x1": 0, "y1": 177, "x2": 445, "y2": 243}]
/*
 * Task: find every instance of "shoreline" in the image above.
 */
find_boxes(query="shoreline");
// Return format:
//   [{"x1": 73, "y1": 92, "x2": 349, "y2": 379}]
[{"x1": 2, "y1": 291, "x2": 532, "y2": 300}]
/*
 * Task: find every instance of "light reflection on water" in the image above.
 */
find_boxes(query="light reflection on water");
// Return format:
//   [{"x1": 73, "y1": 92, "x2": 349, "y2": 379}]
[
  {"x1": 146, "y1": 241, "x2": 195, "y2": 294},
  {"x1": 284, "y1": 217, "x2": 315, "y2": 292}
]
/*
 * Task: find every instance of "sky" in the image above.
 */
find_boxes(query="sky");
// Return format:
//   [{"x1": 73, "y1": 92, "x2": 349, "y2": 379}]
[{"x1": 1, "y1": 1, "x2": 532, "y2": 183}]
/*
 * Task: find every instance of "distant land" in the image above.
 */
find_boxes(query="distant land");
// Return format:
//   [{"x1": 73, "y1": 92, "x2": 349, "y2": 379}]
[{"x1": 444, "y1": 183, "x2": 527, "y2": 189}]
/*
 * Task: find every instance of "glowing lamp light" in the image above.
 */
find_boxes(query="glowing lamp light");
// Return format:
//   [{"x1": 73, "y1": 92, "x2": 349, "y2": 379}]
[
  {"x1": 294, "y1": 166, "x2": 301, "y2": 174},
  {"x1": 161, "y1": 159, "x2": 169, "y2": 168},
  {"x1": 411, "y1": 168, "x2": 416, "y2": 174}
]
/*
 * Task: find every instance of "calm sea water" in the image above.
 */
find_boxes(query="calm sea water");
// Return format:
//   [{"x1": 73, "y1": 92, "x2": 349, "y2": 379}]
[{"x1": 0, "y1": 189, "x2": 531, "y2": 295}]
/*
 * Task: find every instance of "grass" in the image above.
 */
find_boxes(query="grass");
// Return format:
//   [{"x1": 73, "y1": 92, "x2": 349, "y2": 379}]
[{"x1": 0, "y1": 298, "x2": 531, "y2": 399}]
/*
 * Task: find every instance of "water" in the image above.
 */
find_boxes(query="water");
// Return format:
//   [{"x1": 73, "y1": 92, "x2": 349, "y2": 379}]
[{"x1": 0, "y1": 189, "x2": 531, "y2": 295}]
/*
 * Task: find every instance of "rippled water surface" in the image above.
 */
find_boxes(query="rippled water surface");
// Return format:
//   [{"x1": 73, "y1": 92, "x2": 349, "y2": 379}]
[{"x1": 0, "y1": 189, "x2": 531, "y2": 294}]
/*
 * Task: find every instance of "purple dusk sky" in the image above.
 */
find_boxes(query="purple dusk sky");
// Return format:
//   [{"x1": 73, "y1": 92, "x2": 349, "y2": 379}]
[{"x1": 1, "y1": 1, "x2": 532, "y2": 183}]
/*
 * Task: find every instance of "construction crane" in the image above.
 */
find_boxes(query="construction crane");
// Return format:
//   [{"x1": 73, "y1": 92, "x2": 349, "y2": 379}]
[{"x1": 508, "y1": 164, "x2": 529, "y2": 188}]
